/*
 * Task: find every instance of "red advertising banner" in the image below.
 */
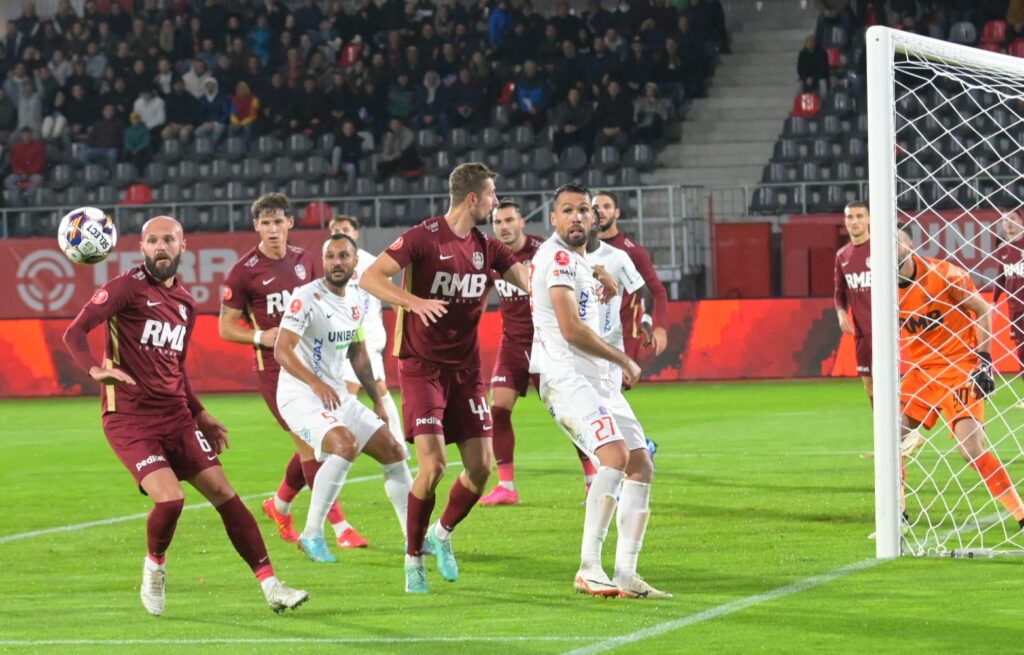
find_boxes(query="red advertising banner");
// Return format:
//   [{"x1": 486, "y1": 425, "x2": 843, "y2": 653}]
[
  {"x1": 2, "y1": 231, "x2": 332, "y2": 320},
  {"x1": 2, "y1": 299, "x2": 1019, "y2": 398}
]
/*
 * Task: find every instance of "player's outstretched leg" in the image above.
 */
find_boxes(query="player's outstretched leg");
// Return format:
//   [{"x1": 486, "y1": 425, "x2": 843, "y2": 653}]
[
  {"x1": 262, "y1": 453, "x2": 304, "y2": 543},
  {"x1": 955, "y1": 419, "x2": 1024, "y2": 529},
  {"x1": 140, "y1": 497, "x2": 183, "y2": 616},
  {"x1": 574, "y1": 464, "x2": 624, "y2": 597},
  {"x1": 613, "y1": 479, "x2": 671, "y2": 599},
  {"x1": 301, "y1": 459, "x2": 367, "y2": 548},
  {"x1": 298, "y1": 454, "x2": 353, "y2": 563}
]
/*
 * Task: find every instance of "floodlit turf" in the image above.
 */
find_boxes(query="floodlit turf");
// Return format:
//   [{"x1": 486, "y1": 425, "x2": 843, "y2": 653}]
[{"x1": 2, "y1": 380, "x2": 1022, "y2": 654}]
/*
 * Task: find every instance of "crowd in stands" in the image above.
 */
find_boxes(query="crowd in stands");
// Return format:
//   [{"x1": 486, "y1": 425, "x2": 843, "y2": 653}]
[{"x1": 0, "y1": 0, "x2": 729, "y2": 202}]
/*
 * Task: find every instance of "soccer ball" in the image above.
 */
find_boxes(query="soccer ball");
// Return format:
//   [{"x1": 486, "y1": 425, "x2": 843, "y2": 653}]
[{"x1": 57, "y1": 207, "x2": 117, "y2": 264}]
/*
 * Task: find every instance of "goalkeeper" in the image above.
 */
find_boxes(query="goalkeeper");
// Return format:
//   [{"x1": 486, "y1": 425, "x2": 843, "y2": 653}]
[{"x1": 897, "y1": 224, "x2": 1024, "y2": 529}]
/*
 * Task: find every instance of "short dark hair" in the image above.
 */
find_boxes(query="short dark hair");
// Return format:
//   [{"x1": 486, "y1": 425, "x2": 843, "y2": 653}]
[
  {"x1": 592, "y1": 189, "x2": 618, "y2": 208},
  {"x1": 251, "y1": 192, "x2": 291, "y2": 219},
  {"x1": 845, "y1": 200, "x2": 869, "y2": 212},
  {"x1": 449, "y1": 162, "x2": 498, "y2": 206},
  {"x1": 496, "y1": 199, "x2": 521, "y2": 212},
  {"x1": 330, "y1": 214, "x2": 360, "y2": 231},
  {"x1": 552, "y1": 182, "x2": 590, "y2": 206},
  {"x1": 326, "y1": 232, "x2": 358, "y2": 250}
]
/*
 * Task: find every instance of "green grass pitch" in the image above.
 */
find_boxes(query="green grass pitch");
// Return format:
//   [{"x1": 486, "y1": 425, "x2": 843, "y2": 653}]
[{"x1": 2, "y1": 380, "x2": 1023, "y2": 654}]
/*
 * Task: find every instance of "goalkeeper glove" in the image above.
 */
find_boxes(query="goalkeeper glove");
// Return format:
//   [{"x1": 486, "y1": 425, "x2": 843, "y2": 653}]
[{"x1": 972, "y1": 351, "x2": 995, "y2": 398}]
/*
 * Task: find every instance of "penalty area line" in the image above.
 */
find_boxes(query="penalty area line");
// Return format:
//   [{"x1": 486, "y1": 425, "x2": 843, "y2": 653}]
[
  {"x1": 562, "y1": 558, "x2": 882, "y2": 655},
  {"x1": 0, "y1": 636, "x2": 598, "y2": 647}
]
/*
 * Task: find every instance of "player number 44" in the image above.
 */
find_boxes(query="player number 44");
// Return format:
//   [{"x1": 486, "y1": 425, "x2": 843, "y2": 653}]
[{"x1": 469, "y1": 397, "x2": 491, "y2": 423}]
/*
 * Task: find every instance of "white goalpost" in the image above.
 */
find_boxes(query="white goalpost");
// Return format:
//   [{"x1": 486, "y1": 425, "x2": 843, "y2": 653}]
[{"x1": 869, "y1": 26, "x2": 1024, "y2": 558}]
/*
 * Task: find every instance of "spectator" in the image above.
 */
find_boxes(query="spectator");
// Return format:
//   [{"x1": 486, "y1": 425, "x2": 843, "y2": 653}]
[
  {"x1": 433, "y1": 41, "x2": 459, "y2": 80},
  {"x1": 499, "y1": 23, "x2": 533, "y2": 67},
  {"x1": 289, "y1": 77, "x2": 327, "y2": 135},
  {"x1": 538, "y1": 23, "x2": 562, "y2": 71},
  {"x1": 126, "y1": 18, "x2": 155, "y2": 57},
  {"x1": 1, "y1": 22, "x2": 26, "y2": 62},
  {"x1": 552, "y1": 39, "x2": 587, "y2": 93},
  {"x1": 261, "y1": 71, "x2": 290, "y2": 136},
  {"x1": 331, "y1": 118, "x2": 362, "y2": 184},
  {"x1": 294, "y1": 0, "x2": 325, "y2": 33},
  {"x1": 605, "y1": 26, "x2": 627, "y2": 58},
  {"x1": 85, "y1": 104, "x2": 123, "y2": 167},
  {"x1": 688, "y1": 0, "x2": 730, "y2": 54},
  {"x1": 0, "y1": 89, "x2": 17, "y2": 142},
  {"x1": 376, "y1": 117, "x2": 421, "y2": 179},
  {"x1": 65, "y1": 58, "x2": 93, "y2": 94},
  {"x1": 41, "y1": 89, "x2": 68, "y2": 141},
  {"x1": 107, "y1": 2, "x2": 131, "y2": 37},
  {"x1": 215, "y1": 54, "x2": 244, "y2": 95},
  {"x1": 153, "y1": 58, "x2": 174, "y2": 96},
  {"x1": 196, "y1": 78, "x2": 230, "y2": 142},
  {"x1": 652, "y1": 37, "x2": 690, "y2": 105},
  {"x1": 183, "y1": 60, "x2": 214, "y2": 99},
  {"x1": 586, "y1": 37, "x2": 618, "y2": 91},
  {"x1": 107, "y1": 77, "x2": 132, "y2": 116},
  {"x1": 3, "y1": 63, "x2": 28, "y2": 104},
  {"x1": 518, "y1": 0, "x2": 546, "y2": 47},
  {"x1": 123, "y1": 111, "x2": 151, "y2": 169},
  {"x1": 33, "y1": 67, "x2": 59, "y2": 114},
  {"x1": 355, "y1": 79, "x2": 387, "y2": 136},
  {"x1": 16, "y1": 78, "x2": 42, "y2": 137},
  {"x1": 84, "y1": 41, "x2": 108, "y2": 80},
  {"x1": 612, "y1": 0, "x2": 640, "y2": 40},
  {"x1": 387, "y1": 71, "x2": 417, "y2": 121},
  {"x1": 585, "y1": 0, "x2": 616, "y2": 38},
  {"x1": 592, "y1": 79, "x2": 633, "y2": 151},
  {"x1": 14, "y1": 4, "x2": 39, "y2": 39},
  {"x1": 229, "y1": 81, "x2": 260, "y2": 144},
  {"x1": 449, "y1": 67, "x2": 485, "y2": 130},
  {"x1": 414, "y1": 70, "x2": 448, "y2": 130},
  {"x1": 551, "y1": 86, "x2": 593, "y2": 154},
  {"x1": 4, "y1": 127, "x2": 44, "y2": 191},
  {"x1": 488, "y1": 0, "x2": 512, "y2": 48},
  {"x1": 48, "y1": 49, "x2": 71, "y2": 87},
  {"x1": 798, "y1": 35, "x2": 830, "y2": 94},
  {"x1": 125, "y1": 59, "x2": 152, "y2": 99},
  {"x1": 621, "y1": 37, "x2": 651, "y2": 96},
  {"x1": 161, "y1": 77, "x2": 199, "y2": 144},
  {"x1": 64, "y1": 83, "x2": 96, "y2": 141},
  {"x1": 94, "y1": 21, "x2": 117, "y2": 59},
  {"x1": 550, "y1": 0, "x2": 584, "y2": 41},
  {"x1": 514, "y1": 59, "x2": 549, "y2": 131},
  {"x1": 133, "y1": 88, "x2": 166, "y2": 134},
  {"x1": 633, "y1": 82, "x2": 670, "y2": 144}
]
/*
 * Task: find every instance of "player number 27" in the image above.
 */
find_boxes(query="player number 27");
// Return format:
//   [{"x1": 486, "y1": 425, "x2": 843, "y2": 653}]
[{"x1": 591, "y1": 416, "x2": 616, "y2": 442}]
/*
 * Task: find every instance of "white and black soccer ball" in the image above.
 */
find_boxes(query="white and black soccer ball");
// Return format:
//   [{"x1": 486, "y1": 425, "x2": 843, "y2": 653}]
[{"x1": 57, "y1": 207, "x2": 118, "y2": 265}]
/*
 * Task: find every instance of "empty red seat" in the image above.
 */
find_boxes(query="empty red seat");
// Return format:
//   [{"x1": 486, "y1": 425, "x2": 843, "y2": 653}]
[
  {"x1": 789, "y1": 92, "x2": 821, "y2": 118},
  {"x1": 980, "y1": 20, "x2": 1008, "y2": 44},
  {"x1": 978, "y1": 42, "x2": 1003, "y2": 53},
  {"x1": 1010, "y1": 39, "x2": 1024, "y2": 57},
  {"x1": 300, "y1": 201, "x2": 331, "y2": 228},
  {"x1": 826, "y1": 47, "x2": 843, "y2": 69},
  {"x1": 121, "y1": 183, "x2": 152, "y2": 205}
]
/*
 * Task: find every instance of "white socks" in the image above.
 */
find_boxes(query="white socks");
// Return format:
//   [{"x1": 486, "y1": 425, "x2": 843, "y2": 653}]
[
  {"x1": 382, "y1": 460, "x2": 413, "y2": 539},
  {"x1": 260, "y1": 575, "x2": 280, "y2": 595},
  {"x1": 614, "y1": 480, "x2": 651, "y2": 581},
  {"x1": 581, "y1": 466, "x2": 624, "y2": 569},
  {"x1": 273, "y1": 494, "x2": 291, "y2": 515},
  {"x1": 302, "y1": 455, "x2": 352, "y2": 540},
  {"x1": 433, "y1": 521, "x2": 452, "y2": 541},
  {"x1": 381, "y1": 393, "x2": 405, "y2": 441}
]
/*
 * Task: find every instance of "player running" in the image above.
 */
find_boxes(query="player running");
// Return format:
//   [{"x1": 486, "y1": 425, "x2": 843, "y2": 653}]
[
  {"x1": 991, "y1": 208, "x2": 1024, "y2": 408},
  {"x1": 273, "y1": 234, "x2": 413, "y2": 563},
  {"x1": 478, "y1": 200, "x2": 545, "y2": 506},
  {"x1": 897, "y1": 224, "x2": 1024, "y2": 529},
  {"x1": 328, "y1": 214, "x2": 407, "y2": 443},
  {"x1": 219, "y1": 193, "x2": 367, "y2": 549},
  {"x1": 63, "y1": 216, "x2": 308, "y2": 616},
  {"x1": 594, "y1": 190, "x2": 669, "y2": 365},
  {"x1": 360, "y1": 163, "x2": 530, "y2": 593},
  {"x1": 834, "y1": 201, "x2": 874, "y2": 404},
  {"x1": 531, "y1": 183, "x2": 671, "y2": 599}
]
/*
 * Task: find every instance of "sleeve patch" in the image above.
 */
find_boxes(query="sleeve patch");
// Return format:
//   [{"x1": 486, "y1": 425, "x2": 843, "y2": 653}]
[
  {"x1": 555, "y1": 250, "x2": 571, "y2": 266},
  {"x1": 289, "y1": 298, "x2": 303, "y2": 313},
  {"x1": 388, "y1": 236, "x2": 404, "y2": 251},
  {"x1": 91, "y1": 289, "x2": 108, "y2": 304},
  {"x1": 222, "y1": 286, "x2": 233, "y2": 302}
]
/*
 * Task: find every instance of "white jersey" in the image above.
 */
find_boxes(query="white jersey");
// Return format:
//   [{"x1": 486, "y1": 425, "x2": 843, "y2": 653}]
[
  {"x1": 587, "y1": 241, "x2": 645, "y2": 349},
  {"x1": 529, "y1": 233, "x2": 607, "y2": 380},
  {"x1": 276, "y1": 278, "x2": 366, "y2": 402},
  {"x1": 348, "y1": 247, "x2": 386, "y2": 351}
]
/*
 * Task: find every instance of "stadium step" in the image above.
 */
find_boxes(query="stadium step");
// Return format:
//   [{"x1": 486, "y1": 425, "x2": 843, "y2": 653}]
[
  {"x1": 644, "y1": 165, "x2": 764, "y2": 188},
  {"x1": 681, "y1": 119, "x2": 783, "y2": 144},
  {"x1": 686, "y1": 101, "x2": 791, "y2": 123}
]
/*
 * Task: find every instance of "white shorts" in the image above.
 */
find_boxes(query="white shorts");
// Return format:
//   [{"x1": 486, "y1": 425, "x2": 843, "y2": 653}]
[
  {"x1": 278, "y1": 392, "x2": 385, "y2": 462},
  {"x1": 341, "y1": 345, "x2": 386, "y2": 385},
  {"x1": 539, "y1": 372, "x2": 646, "y2": 459}
]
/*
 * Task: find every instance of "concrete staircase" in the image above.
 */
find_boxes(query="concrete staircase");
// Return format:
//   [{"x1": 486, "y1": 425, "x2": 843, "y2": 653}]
[{"x1": 644, "y1": 3, "x2": 818, "y2": 201}]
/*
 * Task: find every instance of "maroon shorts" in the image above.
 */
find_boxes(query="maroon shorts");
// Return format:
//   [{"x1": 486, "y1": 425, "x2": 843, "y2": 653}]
[
  {"x1": 490, "y1": 339, "x2": 538, "y2": 397},
  {"x1": 103, "y1": 407, "x2": 220, "y2": 487},
  {"x1": 257, "y1": 365, "x2": 289, "y2": 431},
  {"x1": 399, "y1": 358, "x2": 492, "y2": 444},
  {"x1": 855, "y1": 335, "x2": 871, "y2": 375}
]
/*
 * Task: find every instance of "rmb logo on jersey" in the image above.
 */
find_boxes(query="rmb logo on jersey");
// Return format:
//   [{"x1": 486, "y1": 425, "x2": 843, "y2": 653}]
[
  {"x1": 1005, "y1": 262, "x2": 1024, "y2": 278},
  {"x1": 902, "y1": 309, "x2": 943, "y2": 335},
  {"x1": 845, "y1": 271, "x2": 872, "y2": 290},
  {"x1": 295, "y1": 264, "x2": 307, "y2": 280},
  {"x1": 140, "y1": 319, "x2": 186, "y2": 352},
  {"x1": 472, "y1": 251, "x2": 484, "y2": 270},
  {"x1": 429, "y1": 271, "x2": 488, "y2": 298}
]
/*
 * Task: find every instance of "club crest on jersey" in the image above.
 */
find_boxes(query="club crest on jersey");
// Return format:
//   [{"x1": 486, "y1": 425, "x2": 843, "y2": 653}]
[
  {"x1": 389, "y1": 236, "x2": 404, "y2": 251},
  {"x1": 222, "y1": 286, "x2": 232, "y2": 302},
  {"x1": 295, "y1": 264, "x2": 307, "y2": 280},
  {"x1": 178, "y1": 304, "x2": 188, "y2": 321},
  {"x1": 244, "y1": 254, "x2": 259, "y2": 268},
  {"x1": 472, "y1": 251, "x2": 484, "y2": 270},
  {"x1": 91, "y1": 289, "x2": 108, "y2": 304},
  {"x1": 290, "y1": 298, "x2": 303, "y2": 313},
  {"x1": 866, "y1": 257, "x2": 872, "y2": 269},
  {"x1": 555, "y1": 250, "x2": 571, "y2": 266},
  {"x1": 352, "y1": 305, "x2": 361, "y2": 320}
]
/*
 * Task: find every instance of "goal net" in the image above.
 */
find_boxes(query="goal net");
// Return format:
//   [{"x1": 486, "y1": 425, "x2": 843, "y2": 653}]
[{"x1": 868, "y1": 27, "x2": 1024, "y2": 558}]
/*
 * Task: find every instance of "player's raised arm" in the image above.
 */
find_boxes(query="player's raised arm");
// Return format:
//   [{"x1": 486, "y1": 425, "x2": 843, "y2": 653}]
[
  {"x1": 502, "y1": 261, "x2": 530, "y2": 292},
  {"x1": 362, "y1": 251, "x2": 448, "y2": 325},
  {"x1": 550, "y1": 285, "x2": 640, "y2": 385}
]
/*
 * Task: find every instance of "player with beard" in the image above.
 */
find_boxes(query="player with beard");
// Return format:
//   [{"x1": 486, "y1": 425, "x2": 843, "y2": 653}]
[
  {"x1": 360, "y1": 163, "x2": 531, "y2": 593},
  {"x1": 530, "y1": 184, "x2": 670, "y2": 598},
  {"x1": 220, "y1": 193, "x2": 366, "y2": 550},
  {"x1": 992, "y1": 209, "x2": 1024, "y2": 408},
  {"x1": 594, "y1": 191, "x2": 669, "y2": 368},
  {"x1": 63, "y1": 216, "x2": 308, "y2": 616},
  {"x1": 274, "y1": 235, "x2": 413, "y2": 563}
]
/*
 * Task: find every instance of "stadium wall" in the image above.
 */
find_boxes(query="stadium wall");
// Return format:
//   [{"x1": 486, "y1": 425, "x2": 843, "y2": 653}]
[{"x1": 2, "y1": 297, "x2": 1021, "y2": 398}]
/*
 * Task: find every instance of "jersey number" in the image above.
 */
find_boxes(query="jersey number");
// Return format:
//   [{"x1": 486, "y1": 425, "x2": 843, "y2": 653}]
[
  {"x1": 321, "y1": 411, "x2": 338, "y2": 424},
  {"x1": 195, "y1": 430, "x2": 213, "y2": 453},
  {"x1": 591, "y1": 416, "x2": 616, "y2": 442},
  {"x1": 469, "y1": 397, "x2": 491, "y2": 423}
]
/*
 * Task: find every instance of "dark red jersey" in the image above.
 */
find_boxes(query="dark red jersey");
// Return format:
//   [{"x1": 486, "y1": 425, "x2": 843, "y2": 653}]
[
  {"x1": 600, "y1": 231, "x2": 669, "y2": 334},
  {"x1": 221, "y1": 244, "x2": 316, "y2": 371},
  {"x1": 493, "y1": 234, "x2": 544, "y2": 345},
  {"x1": 64, "y1": 266, "x2": 203, "y2": 416},
  {"x1": 834, "y1": 240, "x2": 872, "y2": 337},
  {"x1": 993, "y1": 237, "x2": 1024, "y2": 320},
  {"x1": 387, "y1": 215, "x2": 517, "y2": 367}
]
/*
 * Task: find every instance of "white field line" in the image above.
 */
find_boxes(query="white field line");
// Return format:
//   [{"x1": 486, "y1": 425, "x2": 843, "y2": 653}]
[
  {"x1": 561, "y1": 558, "x2": 882, "y2": 655},
  {"x1": 0, "y1": 637, "x2": 596, "y2": 647}
]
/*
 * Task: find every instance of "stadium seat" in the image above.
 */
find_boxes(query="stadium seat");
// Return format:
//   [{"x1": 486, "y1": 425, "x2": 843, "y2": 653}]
[
  {"x1": 845, "y1": 137, "x2": 867, "y2": 161},
  {"x1": 980, "y1": 20, "x2": 1008, "y2": 45},
  {"x1": 121, "y1": 183, "x2": 153, "y2": 205},
  {"x1": 143, "y1": 162, "x2": 167, "y2": 186},
  {"x1": 427, "y1": 150, "x2": 451, "y2": 176},
  {"x1": 465, "y1": 148, "x2": 487, "y2": 167},
  {"x1": 81, "y1": 164, "x2": 108, "y2": 189},
  {"x1": 286, "y1": 134, "x2": 314, "y2": 158},
  {"x1": 826, "y1": 47, "x2": 843, "y2": 70},
  {"x1": 491, "y1": 104, "x2": 511, "y2": 128},
  {"x1": 416, "y1": 129, "x2": 440, "y2": 154},
  {"x1": 763, "y1": 162, "x2": 788, "y2": 183},
  {"x1": 157, "y1": 138, "x2": 182, "y2": 164},
  {"x1": 823, "y1": 89, "x2": 854, "y2": 117},
  {"x1": 96, "y1": 185, "x2": 118, "y2": 205},
  {"x1": 820, "y1": 115, "x2": 842, "y2": 138},
  {"x1": 317, "y1": 133, "x2": 336, "y2": 154},
  {"x1": 299, "y1": 201, "x2": 331, "y2": 228},
  {"x1": 224, "y1": 136, "x2": 246, "y2": 161},
  {"x1": 50, "y1": 164, "x2": 73, "y2": 190},
  {"x1": 823, "y1": 25, "x2": 848, "y2": 49},
  {"x1": 354, "y1": 177, "x2": 376, "y2": 196},
  {"x1": 1009, "y1": 39, "x2": 1024, "y2": 58},
  {"x1": 194, "y1": 182, "x2": 215, "y2": 201},
  {"x1": 799, "y1": 161, "x2": 823, "y2": 182},
  {"x1": 948, "y1": 21, "x2": 977, "y2": 45},
  {"x1": 385, "y1": 177, "x2": 410, "y2": 195},
  {"x1": 303, "y1": 155, "x2": 330, "y2": 180},
  {"x1": 272, "y1": 156, "x2": 293, "y2": 179},
  {"x1": 322, "y1": 178, "x2": 345, "y2": 197},
  {"x1": 449, "y1": 128, "x2": 470, "y2": 153},
  {"x1": 624, "y1": 144, "x2": 654, "y2": 171},
  {"x1": 498, "y1": 148, "x2": 523, "y2": 175},
  {"x1": 2, "y1": 188, "x2": 24, "y2": 207},
  {"x1": 789, "y1": 92, "x2": 821, "y2": 118},
  {"x1": 584, "y1": 168, "x2": 607, "y2": 188},
  {"x1": 618, "y1": 167, "x2": 641, "y2": 185},
  {"x1": 177, "y1": 160, "x2": 199, "y2": 185},
  {"x1": 750, "y1": 187, "x2": 777, "y2": 214},
  {"x1": 772, "y1": 138, "x2": 799, "y2": 163},
  {"x1": 60, "y1": 186, "x2": 87, "y2": 206},
  {"x1": 511, "y1": 126, "x2": 535, "y2": 151},
  {"x1": 240, "y1": 158, "x2": 262, "y2": 182},
  {"x1": 559, "y1": 145, "x2": 587, "y2": 173},
  {"x1": 377, "y1": 199, "x2": 407, "y2": 227},
  {"x1": 783, "y1": 116, "x2": 810, "y2": 138},
  {"x1": 29, "y1": 186, "x2": 57, "y2": 207},
  {"x1": 418, "y1": 175, "x2": 445, "y2": 194},
  {"x1": 808, "y1": 137, "x2": 833, "y2": 162},
  {"x1": 594, "y1": 146, "x2": 620, "y2": 172},
  {"x1": 550, "y1": 170, "x2": 571, "y2": 188},
  {"x1": 482, "y1": 127, "x2": 503, "y2": 152},
  {"x1": 253, "y1": 136, "x2": 281, "y2": 160},
  {"x1": 206, "y1": 159, "x2": 230, "y2": 183},
  {"x1": 530, "y1": 148, "x2": 556, "y2": 174},
  {"x1": 517, "y1": 171, "x2": 540, "y2": 190},
  {"x1": 287, "y1": 179, "x2": 310, "y2": 198},
  {"x1": 192, "y1": 136, "x2": 215, "y2": 161}
]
